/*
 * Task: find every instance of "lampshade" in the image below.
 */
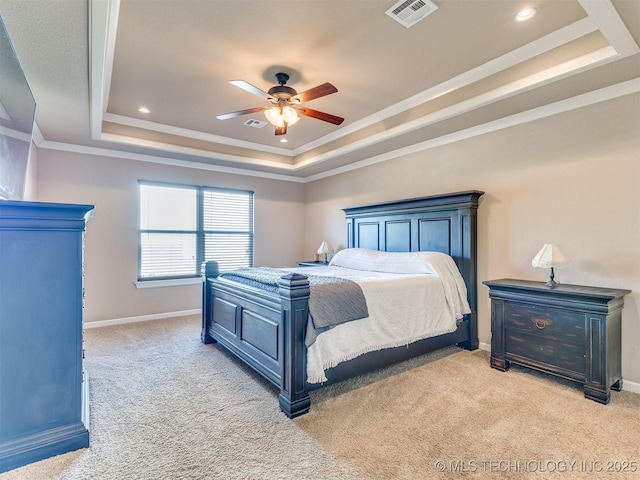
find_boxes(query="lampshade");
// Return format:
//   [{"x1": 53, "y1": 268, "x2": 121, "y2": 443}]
[
  {"x1": 317, "y1": 241, "x2": 333, "y2": 255},
  {"x1": 531, "y1": 244, "x2": 572, "y2": 269},
  {"x1": 532, "y1": 244, "x2": 571, "y2": 287}
]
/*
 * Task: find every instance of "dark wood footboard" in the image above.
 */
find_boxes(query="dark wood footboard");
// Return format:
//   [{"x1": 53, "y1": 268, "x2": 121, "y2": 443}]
[{"x1": 202, "y1": 261, "x2": 312, "y2": 418}]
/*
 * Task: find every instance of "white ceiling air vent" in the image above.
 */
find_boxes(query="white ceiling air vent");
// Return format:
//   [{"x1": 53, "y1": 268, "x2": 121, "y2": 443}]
[
  {"x1": 243, "y1": 119, "x2": 267, "y2": 128},
  {"x1": 386, "y1": 0, "x2": 438, "y2": 28}
]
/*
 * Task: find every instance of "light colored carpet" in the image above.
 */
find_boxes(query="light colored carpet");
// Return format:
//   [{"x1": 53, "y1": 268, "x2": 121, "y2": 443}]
[{"x1": 1, "y1": 315, "x2": 638, "y2": 479}]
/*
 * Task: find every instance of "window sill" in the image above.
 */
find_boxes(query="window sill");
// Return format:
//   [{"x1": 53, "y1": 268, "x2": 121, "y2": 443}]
[{"x1": 134, "y1": 277, "x2": 202, "y2": 289}]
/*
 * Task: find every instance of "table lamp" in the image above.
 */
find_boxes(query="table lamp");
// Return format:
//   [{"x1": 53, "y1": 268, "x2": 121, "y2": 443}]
[
  {"x1": 317, "y1": 241, "x2": 333, "y2": 264},
  {"x1": 532, "y1": 244, "x2": 572, "y2": 287}
]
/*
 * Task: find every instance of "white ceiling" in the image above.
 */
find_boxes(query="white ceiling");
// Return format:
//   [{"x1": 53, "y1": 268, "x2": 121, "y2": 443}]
[{"x1": 1, "y1": 0, "x2": 638, "y2": 182}]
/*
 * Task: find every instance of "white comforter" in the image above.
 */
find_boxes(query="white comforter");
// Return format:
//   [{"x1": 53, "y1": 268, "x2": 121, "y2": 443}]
[{"x1": 287, "y1": 251, "x2": 471, "y2": 383}]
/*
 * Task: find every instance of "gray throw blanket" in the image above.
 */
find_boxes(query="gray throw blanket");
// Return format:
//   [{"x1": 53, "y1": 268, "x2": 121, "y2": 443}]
[{"x1": 220, "y1": 267, "x2": 369, "y2": 347}]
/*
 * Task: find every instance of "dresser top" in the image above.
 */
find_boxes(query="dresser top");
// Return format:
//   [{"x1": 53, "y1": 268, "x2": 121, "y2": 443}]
[
  {"x1": 483, "y1": 278, "x2": 631, "y2": 300},
  {"x1": 0, "y1": 200, "x2": 94, "y2": 230}
]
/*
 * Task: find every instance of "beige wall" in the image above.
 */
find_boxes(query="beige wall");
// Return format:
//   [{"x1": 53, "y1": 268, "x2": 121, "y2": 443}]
[
  {"x1": 304, "y1": 93, "x2": 640, "y2": 384},
  {"x1": 36, "y1": 150, "x2": 305, "y2": 323}
]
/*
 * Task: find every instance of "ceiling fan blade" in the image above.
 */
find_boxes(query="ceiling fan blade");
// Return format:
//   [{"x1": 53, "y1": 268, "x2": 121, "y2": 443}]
[
  {"x1": 216, "y1": 107, "x2": 265, "y2": 120},
  {"x1": 274, "y1": 122, "x2": 287, "y2": 136},
  {"x1": 293, "y1": 83, "x2": 338, "y2": 103},
  {"x1": 229, "y1": 80, "x2": 271, "y2": 100},
  {"x1": 297, "y1": 107, "x2": 344, "y2": 125}
]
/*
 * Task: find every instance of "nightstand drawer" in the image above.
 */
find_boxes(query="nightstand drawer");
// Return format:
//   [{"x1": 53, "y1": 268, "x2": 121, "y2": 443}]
[
  {"x1": 506, "y1": 331, "x2": 585, "y2": 378},
  {"x1": 504, "y1": 303, "x2": 584, "y2": 345}
]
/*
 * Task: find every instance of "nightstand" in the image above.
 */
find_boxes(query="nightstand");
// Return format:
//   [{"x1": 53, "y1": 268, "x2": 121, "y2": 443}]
[
  {"x1": 297, "y1": 261, "x2": 327, "y2": 267},
  {"x1": 483, "y1": 278, "x2": 631, "y2": 404}
]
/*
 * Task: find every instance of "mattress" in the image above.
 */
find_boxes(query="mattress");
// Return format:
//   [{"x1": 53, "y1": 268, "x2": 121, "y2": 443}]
[{"x1": 286, "y1": 251, "x2": 471, "y2": 383}]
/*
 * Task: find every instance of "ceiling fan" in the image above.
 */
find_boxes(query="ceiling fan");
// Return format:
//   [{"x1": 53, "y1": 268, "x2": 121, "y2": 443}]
[{"x1": 216, "y1": 72, "x2": 344, "y2": 135}]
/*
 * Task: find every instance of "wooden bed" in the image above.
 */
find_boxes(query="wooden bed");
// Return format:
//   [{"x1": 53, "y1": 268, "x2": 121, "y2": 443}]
[{"x1": 201, "y1": 190, "x2": 484, "y2": 417}]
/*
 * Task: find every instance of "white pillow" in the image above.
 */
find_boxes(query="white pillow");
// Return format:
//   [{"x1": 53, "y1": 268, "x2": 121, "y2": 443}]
[{"x1": 329, "y1": 248, "x2": 440, "y2": 274}]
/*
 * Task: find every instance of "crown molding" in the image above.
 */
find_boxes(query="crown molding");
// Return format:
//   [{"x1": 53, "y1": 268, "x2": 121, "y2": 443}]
[
  {"x1": 579, "y1": 0, "x2": 640, "y2": 56},
  {"x1": 102, "y1": 112, "x2": 293, "y2": 157},
  {"x1": 304, "y1": 78, "x2": 640, "y2": 182},
  {"x1": 33, "y1": 139, "x2": 305, "y2": 183},
  {"x1": 36, "y1": 78, "x2": 639, "y2": 184}
]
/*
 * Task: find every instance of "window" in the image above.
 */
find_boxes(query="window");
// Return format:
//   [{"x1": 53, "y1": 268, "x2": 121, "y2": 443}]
[{"x1": 139, "y1": 182, "x2": 253, "y2": 280}]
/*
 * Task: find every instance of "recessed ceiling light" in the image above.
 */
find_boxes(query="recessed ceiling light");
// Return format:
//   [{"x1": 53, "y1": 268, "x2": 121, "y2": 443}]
[
  {"x1": 280, "y1": 138, "x2": 288, "y2": 143},
  {"x1": 138, "y1": 106, "x2": 150, "y2": 114},
  {"x1": 515, "y1": 7, "x2": 536, "y2": 22}
]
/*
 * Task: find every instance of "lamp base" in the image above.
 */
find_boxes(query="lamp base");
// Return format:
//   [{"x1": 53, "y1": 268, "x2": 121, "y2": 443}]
[{"x1": 545, "y1": 267, "x2": 558, "y2": 287}]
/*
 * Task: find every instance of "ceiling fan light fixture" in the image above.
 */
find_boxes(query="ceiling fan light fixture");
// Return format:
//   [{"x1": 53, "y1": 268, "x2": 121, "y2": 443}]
[
  {"x1": 282, "y1": 106, "x2": 299, "y2": 125},
  {"x1": 219, "y1": 73, "x2": 343, "y2": 130},
  {"x1": 264, "y1": 106, "x2": 280, "y2": 126},
  {"x1": 264, "y1": 106, "x2": 299, "y2": 127}
]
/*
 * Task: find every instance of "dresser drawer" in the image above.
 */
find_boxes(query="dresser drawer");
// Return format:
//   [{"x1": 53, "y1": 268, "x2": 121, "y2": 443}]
[
  {"x1": 506, "y1": 331, "x2": 585, "y2": 379},
  {"x1": 504, "y1": 303, "x2": 584, "y2": 345}
]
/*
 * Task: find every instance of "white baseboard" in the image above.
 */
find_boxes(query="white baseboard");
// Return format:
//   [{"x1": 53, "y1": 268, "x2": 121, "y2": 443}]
[
  {"x1": 83, "y1": 309, "x2": 201, "y2": 329},
  {"x1": 475, "y1": 342, "x2": 639, "y2": 394},
  {"x1": 623, "y1": 379, "x2": 640, "y2": 394}
]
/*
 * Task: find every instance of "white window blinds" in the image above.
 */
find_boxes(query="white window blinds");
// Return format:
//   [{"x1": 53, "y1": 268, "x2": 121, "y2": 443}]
[
  {"x1": 138, "y1": 182, "x2": 253, "y2": 280},
  {"x1": 202, "y1": 189, "x2": 254, "y2": 272}
]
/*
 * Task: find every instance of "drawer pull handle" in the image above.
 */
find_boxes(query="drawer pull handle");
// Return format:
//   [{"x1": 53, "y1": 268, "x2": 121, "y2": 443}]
[{"x1": 535, "y1": 320, "x2": 547, "y2": 329}]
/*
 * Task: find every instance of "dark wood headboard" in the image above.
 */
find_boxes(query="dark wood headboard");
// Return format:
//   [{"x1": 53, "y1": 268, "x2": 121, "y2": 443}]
[{"x1": 342, "y1": 190, "x2": 484, "y2": 316}]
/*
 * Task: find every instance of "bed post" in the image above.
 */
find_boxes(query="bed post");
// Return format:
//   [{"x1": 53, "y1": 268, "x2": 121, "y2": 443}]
[
  {"x1": 201, "y1": 261, "x2": 219, "y2": 345},
  {"x1": 456, "y1": 192, "x2": 482, "y2": 350},
  {"x1": 278, "y1": 273, "x2": 311, "y2": 418}
]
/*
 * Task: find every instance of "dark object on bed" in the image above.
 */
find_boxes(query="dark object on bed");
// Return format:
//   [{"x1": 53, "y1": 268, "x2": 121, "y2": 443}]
[{"x1": 201, "y1": 190, "x2": 484, "y2": 418}]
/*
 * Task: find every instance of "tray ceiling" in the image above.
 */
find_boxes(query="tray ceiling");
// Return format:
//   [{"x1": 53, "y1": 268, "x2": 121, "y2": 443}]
[{"x1": 1, "y1": 0, "x2": 638, "y2": 181}]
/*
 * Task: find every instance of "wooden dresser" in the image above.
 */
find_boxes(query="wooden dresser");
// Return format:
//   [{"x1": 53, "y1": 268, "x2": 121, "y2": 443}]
[
  {"x1": 0, "y1": 201, "x2": 94, "y2": 473},
  {"x1": 483, "y1": 279, "x2": 630, "y2": 404}
]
